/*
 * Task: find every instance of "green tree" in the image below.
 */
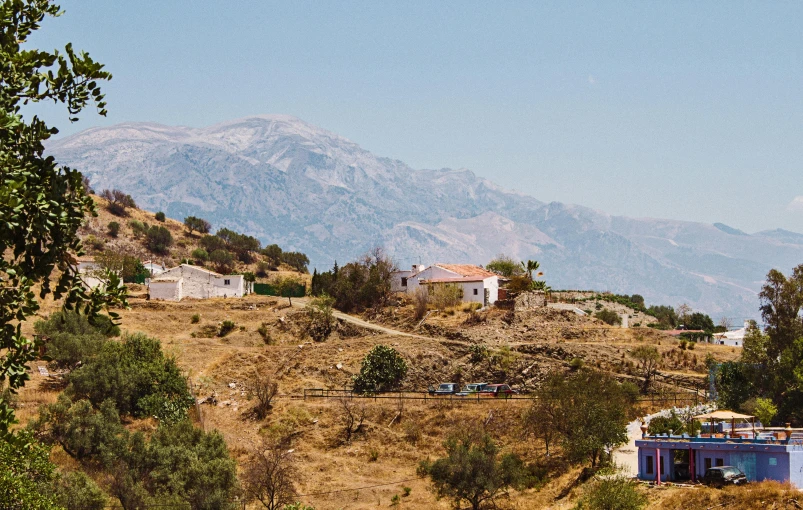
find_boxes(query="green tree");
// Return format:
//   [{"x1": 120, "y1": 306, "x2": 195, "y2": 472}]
[
  {"x1": 210, "y1": 249, "x2": 235, "y2": 274},
  {"x1": 274, "y1": 275, "x2": 304, "y2": 306},
  {"x1": 352, "y1": 345, "x2": 408, "y2": 394},
  {"x1": 0, "y1": 0, "x2": 126, "y2": 437},
  {"x1": 418, "y1": 424, "x2": 527, "y2": 510},
  {"x1": 191, "y1": 248, "x2": 209, "y2": 263},
  {"x1": 184, "y1": 215, "x2": 211, "y2": 234},
  {"x1": 107, "y1": 221, "x2": 120, "y2": 237},
  {"x1": 753, "y1": 397, "x2": 778, "y2": 427},
  {"x1": 520, "y1": 259, "x2": 541, "y2": 281},
  {"x1": 154, "y1": 211, "x2": 165, "y2": 222},
  {"x1": 486, "y1": 254, "x2": 523, "y2": 277},
  {"x1": 281, "y1": 251, "x2": 310, "y2": 273},
  {"x1": 145, "y1": 225, "x2": 173, "y2": 254}
]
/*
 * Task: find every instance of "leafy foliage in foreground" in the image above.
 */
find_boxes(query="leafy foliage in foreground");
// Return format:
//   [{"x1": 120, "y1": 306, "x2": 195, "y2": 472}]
[{"x1": 0, "y1": 0, "x2": 126, "y2": 437}]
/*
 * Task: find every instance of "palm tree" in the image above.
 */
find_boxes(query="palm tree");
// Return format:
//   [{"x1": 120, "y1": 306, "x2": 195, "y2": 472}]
[{"x1": 520, "y1": 260, "x2": 541, "y2": 281}]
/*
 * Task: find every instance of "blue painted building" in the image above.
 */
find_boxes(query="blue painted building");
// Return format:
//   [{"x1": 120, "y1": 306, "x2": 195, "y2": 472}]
[{"x1": 636, "y1": 435, "x2": 803, "y2": 486}]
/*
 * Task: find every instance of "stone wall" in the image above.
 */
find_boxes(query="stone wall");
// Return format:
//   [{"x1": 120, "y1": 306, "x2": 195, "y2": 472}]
[{"x1": 514, "y1": 291, "x2": 547, "y2": 310}]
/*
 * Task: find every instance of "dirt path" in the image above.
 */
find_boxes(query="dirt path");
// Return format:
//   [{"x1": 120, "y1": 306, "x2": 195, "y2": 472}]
[{"x1": 290, "y1": 298, "x2": 433, "y2": 340}]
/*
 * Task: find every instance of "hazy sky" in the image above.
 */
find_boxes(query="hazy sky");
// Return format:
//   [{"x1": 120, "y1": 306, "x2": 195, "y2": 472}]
[{"x1": 30, "y1": 1, "x2": 803, "y2": 234}]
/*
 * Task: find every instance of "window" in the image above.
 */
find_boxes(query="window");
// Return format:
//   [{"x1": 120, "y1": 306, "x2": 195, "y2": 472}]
[
  {"x1": 473, "y1": 288, "x2": 478, "y2": 295},
  {"x1": 646, "y1": 456, "x2": 653, "y2": 474},
  {"x1": 704, "y1": 458, "x2": 712, "y2": 470},
  {"x1": 224, "y1": 279, "x2": 230, "y2": 285},
  {"x1": 716, "y1": 458, "x2": 724, "y2": 467},
  {"x1": 769, "y1": 457, "x2": 777, "y2": 466},
  {"x1": 401, "y1": 277, "x2": 408, "y2": 287}
]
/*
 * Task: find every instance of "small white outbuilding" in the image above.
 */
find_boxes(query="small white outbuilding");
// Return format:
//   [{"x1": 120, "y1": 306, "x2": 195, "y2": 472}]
[{"x1": 398, "y1": 263, "x2": 500, "y2": 306}]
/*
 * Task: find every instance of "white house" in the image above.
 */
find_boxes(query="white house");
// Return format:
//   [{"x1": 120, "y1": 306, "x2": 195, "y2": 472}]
[
  {"x1": 399, "y1": 264, "x2": 500, "y2": 306},
  {"x1": 76, "y1": 256, "x2": 108, "y2": 289},
  {"x1": 143, "y1": 260, "x2": 167, "y2": 277},
  {"x1": 391, "y1": 264, "x2": 426, "y2": 292},
  {"x1": 712, "y1": 320, "x2": 752, "y2": 347},
  {"x1": 147, "y1": 264, "x2": 246, "y2": 301}
]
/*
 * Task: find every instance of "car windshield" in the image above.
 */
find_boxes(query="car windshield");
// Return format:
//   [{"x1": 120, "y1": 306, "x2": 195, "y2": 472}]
[
  {"x1": 722, "y1": 467, "x2": 742, "y2": 476},
  {"x1": 438, "y1": 384, "x2": 452, "y2": 390}
]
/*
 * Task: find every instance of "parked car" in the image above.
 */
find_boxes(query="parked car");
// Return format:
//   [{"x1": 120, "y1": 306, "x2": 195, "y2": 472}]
[
  {"x1": 702, "y1": 466, "x2": 747, "y2": 487},
  {"x1": 428, "y1": 383, "x2": 459, "y2": 396},
  {"x1": 455, "y1": 382, "x2": 489, "y2": 396},
  {"x1": 481, "y1": 384, "x2": 516, "y2": 398}
]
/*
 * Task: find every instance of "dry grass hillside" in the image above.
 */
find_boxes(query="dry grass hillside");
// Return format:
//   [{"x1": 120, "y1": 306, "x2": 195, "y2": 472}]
[{"x1": 11, "y1": 199, "x2": 751, "y2": 509}]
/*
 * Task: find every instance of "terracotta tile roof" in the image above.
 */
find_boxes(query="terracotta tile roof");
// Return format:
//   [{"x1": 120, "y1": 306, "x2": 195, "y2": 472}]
[
  {"x1": 435, "y1": 264, "x2": 497, "y2": 279},
  {"x1": 420, "y1": 277, "x2": 487, "y2": 283}
]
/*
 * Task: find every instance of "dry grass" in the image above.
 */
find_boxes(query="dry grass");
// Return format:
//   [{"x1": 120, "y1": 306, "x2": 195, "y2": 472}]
[{"x1": 653, "y1": 480, "x2": 802, "y2": 510}]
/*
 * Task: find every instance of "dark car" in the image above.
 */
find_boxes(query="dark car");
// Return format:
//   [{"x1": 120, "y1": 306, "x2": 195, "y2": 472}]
[
  {"x1": 481, "y1": 384, "x2": 515, "y2": 398},
  {"x1": 428, "y1": 383, "x2": 459, "y2": 396},
  {"x1": 455, "y1": 382, "x2": 489, "y2": 396},
  {"x1": 702, "y1": 466, "x2": 747, "y2": 487}
]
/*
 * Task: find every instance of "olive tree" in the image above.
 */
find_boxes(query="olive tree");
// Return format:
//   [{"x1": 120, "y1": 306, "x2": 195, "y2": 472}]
[
  {"x1": 352, "y1": 345, "x2": 408, "y2": 394},
  {"x1": 0, "y1": 0, "x2": 127, "y2": 437}
]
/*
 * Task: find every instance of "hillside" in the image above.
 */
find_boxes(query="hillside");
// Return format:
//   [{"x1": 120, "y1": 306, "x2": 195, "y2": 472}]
[
  {"x1": 47, "y1": 115, "x2": 803, "y2": 320},
  {"x1": 14, "y1": 202, "x2": 747, "y2": 507}
]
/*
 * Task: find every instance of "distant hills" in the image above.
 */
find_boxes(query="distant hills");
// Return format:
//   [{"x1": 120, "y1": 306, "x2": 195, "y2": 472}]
[{"x1": 48, "y1": 115, "x2": 803, "y2": 319}]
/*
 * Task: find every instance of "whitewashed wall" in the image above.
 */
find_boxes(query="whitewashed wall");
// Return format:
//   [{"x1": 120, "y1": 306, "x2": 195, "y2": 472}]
[
  {"x1": 157, "y1": 265, "x2": 245, "y2": 299},
  {"x1": 150, "y1": 280, "x2": 182, "y2": 301}
]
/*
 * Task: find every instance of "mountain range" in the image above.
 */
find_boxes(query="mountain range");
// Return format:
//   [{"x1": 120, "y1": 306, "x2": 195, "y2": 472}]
[{"x1": 47, "y1": 114, "x2": 803, "y2": 320}]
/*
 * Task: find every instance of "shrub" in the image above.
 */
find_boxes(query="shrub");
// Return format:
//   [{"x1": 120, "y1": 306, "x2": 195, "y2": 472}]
[
  {"x1": 34, "y1": 310, "x2": 118, "y2": 370},
  {"x1": 418, "y1": 424, "x2": 527, "y2": 510},
  {"x1": 85, "y1": 234, "x2": 104, "y2": 251},
  {"x1": 218, "y1": 320, "x2": 236, "y2": 337},
  {"x1": 53, "y1": 470, "x2": 107, "y2": 510},
  {"x1": 469, "y1": 344, "x2": 489, "y2": 364},
  {"x1": 101, "y1": 189, "x2": 136, "y2": 216},
  {"x1": 107, "y1": 221, "x2": 120, "y2": 237},
  {"x1": 430, "y1": 283, "x2": 463, "y2": 309},
  {"x1": 190, "y1": 314, "x2": 200, "y2": 324},
  {"x1": 145, "y1": 225, "x2": 173, "y2": 254},
  {"x1": 403, "y1": 421, "x2": 422, "y2": 445},
  {"x1": 305, "y1": 295, "x2": 336, "y2": 342},
  {"x1": 95, "y1": 250, "x2": 149, "y2": 283},
  {"x1": 352, "y1": 345, "x2": 408, "y2": 394},
  {"x1": 402, "y1": 486, "x2": 411, "y2": 497},
  {"x1": 570, "y1": 357, "x2": 585, "y2": 370},
  {"x1": 256, "y1": 260, "x2": 272, "y2": 277},
  {"x1": 679, "y1": 339, "x2": 688, "y2": 350},
  {"x1": 576, "y1": 473, "x2": 647, "y2": 510},
  {"x1": 129, "y1": 219, "x2": 147, "y2": 237},
  {"x1": 485, "y1": 254, "x2": 523, "y2": 277},
  {"x1": 595, "y1": 309, "x2": 622, "y2": 326},
  {"x1": 67, "y1": 333, "x2": 194, "y2": 420},
  {"x1": 368, "y1": 447, "x2": 379, "y2": 462},
  {"x1": 191, "y1": 248, "x2": 209, "y2": 263},
  {"x1": 209, "y1": 249, "x2": 235, "y2": 274},
  {"x1": 257, "y1": 323, "x2": 273, "y2": 344},
  {"x1": 413, "y1": 288, "x2": 429, "y2": 321},
  {"x1": 183, "y1": 216, "x2": 211, "y2": 234},
  {"x1": 155, "y1": 211, "x2": 166, "y2": 222}
]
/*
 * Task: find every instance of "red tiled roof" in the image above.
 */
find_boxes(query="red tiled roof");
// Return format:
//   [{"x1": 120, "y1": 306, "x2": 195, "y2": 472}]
[
  {"x1": 420, "y1": 277, "x2": 486, "y2": 283},
  {"x1": 435, "y1": 264, "x2": 497, "y2": 279}
]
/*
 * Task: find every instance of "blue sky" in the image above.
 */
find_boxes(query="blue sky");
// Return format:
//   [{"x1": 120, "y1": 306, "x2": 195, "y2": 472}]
[{"x1": 30, "y1": 1, "x2": 803, "y2": 233}]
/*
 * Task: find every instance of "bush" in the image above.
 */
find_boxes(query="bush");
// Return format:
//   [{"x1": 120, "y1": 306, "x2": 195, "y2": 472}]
[
  {"x1": 95, "y1": 250, "x2": 149, "y2": 283},
  {"x1": 53, "y1": 470, "x2": 107, "y2": 510},
  {"x1": 107, "y1": 221, "x2": 120, "y2": 237},
  {"x1": 352, "y1": 345, "x2": 408, "y2": 394},
  {"x1": 257, "y1": 322, "x2": 273, "y2": 344},
  {"x1": 305, "y1": 295, "x2": 336, "y2": 342},
  {"x1": 0, "y1": 431, "x2": 60, "y2": 508},
  {"x1": 594, "y1": 309, "x2": 622, "y2": 326},
  {"x1": 430, "y1": 283, "x2": 463, "y2": 309},
  {"x1": 85, "y1": 234, "x2": 104, "y2": 251},
  {"x1": 155, "y1": 211, "x2": 166, "y2": 222},
  {"x1": 101, "y1": 189, "x2": 136, "y2": 216},
  {"x1": 413, "y1": 288, "x2": 429, "y2": 321},
  {"x1": 67, "y1": 333, "x2": 194, "y2": 420},
  {"x1": 218, "y1": 320, "x2": 236, "y2": 337},
  {"x1": 485, "y1": 254, "x2": 523, "y2": 277},
  {"x1": 576, "y1": 474, "x2": 647, "y2": 510},
  {"x1": 190, "y1": 314, "x2": 200, "y2": 324},
  {"x1": 34, "y1": 311, "x2": 118, "y2": 370},
  {"x1": 570, "y1": 357, "x2": 585, "y2": 370},
  {"x1": 209, "y1": 249, "x2": 235, "y2": 274},
  {"x1": 145, "y1": 225, "x2": 173, "y2": 254},
  {"x1": 129, "y1": 219, "x2": 147, "y2": 237},
  {"x1": 191, "y1": 248, "x2": 209, "y2": 263}
]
